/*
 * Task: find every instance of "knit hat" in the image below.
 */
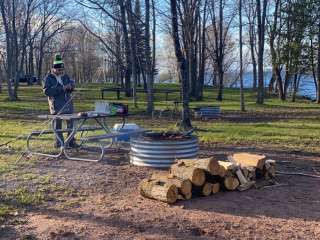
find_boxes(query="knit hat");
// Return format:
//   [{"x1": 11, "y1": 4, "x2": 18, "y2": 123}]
[{"x1": 53, "y1": 54, "x2": 64, "y2": 69}]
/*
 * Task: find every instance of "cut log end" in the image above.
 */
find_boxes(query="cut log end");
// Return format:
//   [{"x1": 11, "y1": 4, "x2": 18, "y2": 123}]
[
  {"x1": 224, "y1": 176, "x2": 240, "y2": 191},
  {"x1": 139, "y1": 179, "x2": 178, "y2": 204},
  {"x1": 191, "y1": 168, "x2": 206, "y2": 186},
  {"x1": 212, "y1": 183, "x2": 220, "y2": 194},
  {"x1": 202, "y1": 182, "x2": 213, "y2": 196}
]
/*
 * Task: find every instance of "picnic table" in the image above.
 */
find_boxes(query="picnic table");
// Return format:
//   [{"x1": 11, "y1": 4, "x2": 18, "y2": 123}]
[
  {"x1": 26, "y1": 112, "x2": 143, "y2": 162},
  {"x1": 100, "y1": 87, "x2": 181, "y2": 101}
]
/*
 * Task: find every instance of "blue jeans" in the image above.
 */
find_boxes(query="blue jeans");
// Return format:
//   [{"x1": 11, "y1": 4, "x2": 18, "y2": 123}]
[{"x1": 53, "y1": 119, "x2": 75, "y2": 147}]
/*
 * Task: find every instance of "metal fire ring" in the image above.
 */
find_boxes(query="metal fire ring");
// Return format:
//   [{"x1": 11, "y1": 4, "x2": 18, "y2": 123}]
[{"x1": 130, "y1": 135, "x2": 198, "y2": 168}]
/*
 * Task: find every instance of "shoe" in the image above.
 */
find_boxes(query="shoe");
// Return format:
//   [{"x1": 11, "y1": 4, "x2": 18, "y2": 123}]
[{"x1": 68, "y1": 141, "x2": 80, "y2": 149}]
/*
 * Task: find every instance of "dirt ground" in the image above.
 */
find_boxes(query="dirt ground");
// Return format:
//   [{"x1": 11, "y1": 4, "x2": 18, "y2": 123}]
[{"x1": 1, "y1": 144, "x2": 320, "y2": 240}]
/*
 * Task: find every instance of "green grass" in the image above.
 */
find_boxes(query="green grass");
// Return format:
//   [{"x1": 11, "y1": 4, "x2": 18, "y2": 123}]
[
  {"x1": 1, "y1": 83, "x2": 320, "y2": 155},
  {"x1": 0, "y1": 82, "x2": 320, "y2": 223}
]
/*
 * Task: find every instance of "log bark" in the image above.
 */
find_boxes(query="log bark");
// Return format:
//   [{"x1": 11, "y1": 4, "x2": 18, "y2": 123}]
[
  {"x1": 170, "y1": 162, "x2": 205, "y2": 186},
  {"x1": 151, "y1": 173, "x2": 192, "y2": 196},
  {"x1": 177, "y1": 157, "x2": 220, "y2": 175},
  {"x1": 139, "y1": 179, "x2": 178, "y2": 203},
  {"x1": 212, "y1": 183, "x2": 220, "y2": 194},
  {"x1": 264, "y1": 160, "x2": 276, "y2": 179},
  {"x1": 231, "y1": 153, "x2": 266, "y2": 170},
  {"x1": 223, "y1": 176, "x2": 240, "y2": 191},
  {"x1": 242, "y1": 166, "x2": 256, "y2": 180}
]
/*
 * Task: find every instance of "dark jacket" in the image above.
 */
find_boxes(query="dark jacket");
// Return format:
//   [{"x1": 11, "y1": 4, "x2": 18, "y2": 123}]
[{"x1": 43, "y1": 73, "x2": 75, "y2": 114}]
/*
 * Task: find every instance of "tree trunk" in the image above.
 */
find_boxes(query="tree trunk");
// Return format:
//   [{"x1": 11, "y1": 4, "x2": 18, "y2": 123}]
[
  {"x1": 216, "y1": 0, "x2": 224, "y2": 102},
  {"x1": 317, "y1": 19, "x2": 320, "y2": 103},
  {"x1": 145, "y1": 0, "x2": 154, "y2": 115},
  {"x1": 291, "y1": 73, "x2": 299, "y2": 102},
  {"x1": 151, "y1": 0, "x2": 156, "y2": 76},
  {"x1": 310, "y1": 37, "x2": 318, "y2": 95},
  {"x1": 256, "y1": 0, "x2": 267, "y2": 104},
  {"x1": 120, "y1": 0, "x2": 132, "y2": 97},
  {"x1": 127, "y1": 0, "x2": 138, "y2": 107},
  {"x1": 216, "y1": 70, "x2": 224, "y2": 101},
  {"x1": 170, "y1": 0, "x2": 192, "y2": 129},
  {"x1": 249, "y1": 23, "x2": 257, "y2": 90},
  {"x1": 196, "y1": 0, "x2": 207, "y2": 101},
  {"x1": 239, "y1": 0, "x2": 245, "y2": 112}
]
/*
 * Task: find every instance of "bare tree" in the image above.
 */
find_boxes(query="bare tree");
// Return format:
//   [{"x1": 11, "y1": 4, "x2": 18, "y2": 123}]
[
  {"x1": 256, "y1": 0, "x2": 267, "y2": 104},
  {"x1": 0, "y1": 0, "x2": 38, "y2": 100},
  {"x1": 170, "y1": 0, "x2": 192, "y2": 129},
  {"x1": 207, "y1": 0, "x2": 236, "y2": 101},
  {"x1": 145, "y1": 0, "x2": 154, "y2": 115},
  {"x1": 316, "y1": 3, "x2": 320, "y2": 103},
  {"x1": 239, "y1": 0, "x2": 245, "y2": 111},
  {"x1": 243, "y1": 0, "x2": 257, "y2": 90},
  {"x1": 35, "y1": 0, "x2": 67, "y2": 84}
]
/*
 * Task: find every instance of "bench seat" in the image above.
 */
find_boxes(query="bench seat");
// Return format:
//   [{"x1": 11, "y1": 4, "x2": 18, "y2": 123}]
[{"x1": 30, "y1": 126, "x2": 103, "y2": 136}]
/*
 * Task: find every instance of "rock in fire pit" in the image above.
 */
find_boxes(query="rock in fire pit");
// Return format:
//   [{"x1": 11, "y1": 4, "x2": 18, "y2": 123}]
[{"x1": 130, "y1": 132, "x2": 199, "y2": 168}]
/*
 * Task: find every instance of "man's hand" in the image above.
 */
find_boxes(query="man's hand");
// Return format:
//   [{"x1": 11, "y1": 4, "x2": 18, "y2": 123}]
[{"x1": 63, "y1": 84, "x2": 72, "y2": 91}]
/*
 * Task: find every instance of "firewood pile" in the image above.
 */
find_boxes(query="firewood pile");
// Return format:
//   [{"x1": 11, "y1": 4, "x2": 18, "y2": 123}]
[{"x1": 139, "y1": 153, "x2": 276, "y2": 204}]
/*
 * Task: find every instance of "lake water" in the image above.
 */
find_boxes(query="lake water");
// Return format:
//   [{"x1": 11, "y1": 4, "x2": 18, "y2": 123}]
[
  {"x1": 158, "y1": 71, "x2": 317, "y2": 100},
  {"x1": 213, "y1": 72, "x2": 317, "y2": 100}
]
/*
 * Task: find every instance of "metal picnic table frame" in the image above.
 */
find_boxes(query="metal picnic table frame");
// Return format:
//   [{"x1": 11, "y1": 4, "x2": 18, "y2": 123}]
[{"x1": 26, "y1": 113, "x2": 131, "y2": 162}]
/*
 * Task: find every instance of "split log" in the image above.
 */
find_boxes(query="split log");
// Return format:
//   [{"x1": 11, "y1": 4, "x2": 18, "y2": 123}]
[
  {"x1": 212, "y1": 183, "x2": 220, "y2": 194},
  {"x1": 223, "y1": 176, "x2": 240, "y2": 191},
  {"x1": 264, "y1": 165, "x2": 276, "y2": 179},
  {"x1": 231, "y1": 153, "x2": 266, "y2": 170},
  {"x1": 170, "y1": 162, "x2": 205, "y2": 186},
  {"x1": 192, "y1": 182, "x2": 212, "y2": 196},
  {"x1": 217, "y1": 161, "x2": 236, "y2": 177},
  {"x1": 139, "y1": 179, "x2": 178, "y2": 203},
  {"x1": 242, "y1": 166, "x2": 249, "y2": 179},
  {"x1": 177, "y1": 157, "x2": 220, "y2": 175},
  {"x1": 247, "y1": 166, "x2": 256, "y2": 180},
  {"x1": 151, "y1": 173, "x2": 192, "y2": 196},
  {"x1": 265, "y1": 160, "x2": 276, "y2": 179}
]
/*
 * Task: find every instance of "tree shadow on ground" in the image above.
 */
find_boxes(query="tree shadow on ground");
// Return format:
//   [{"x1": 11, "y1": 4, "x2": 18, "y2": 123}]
[
  {"x1": 0, "y1": 225, "x2": 20, "y2": 240},
  {"x1": 31, "y1": 207, "x2": 208, "y2": 239}
]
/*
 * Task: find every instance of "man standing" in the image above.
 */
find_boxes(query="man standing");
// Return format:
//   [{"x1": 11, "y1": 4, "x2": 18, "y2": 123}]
[{"x1": 43, "y1": 54, "x2": 78, "y2": 148}]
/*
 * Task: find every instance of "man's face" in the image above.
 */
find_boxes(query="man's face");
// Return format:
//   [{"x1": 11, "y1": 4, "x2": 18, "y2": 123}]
[{"x1": 53, "y1": 68, "x2": 64, "y2": 76}]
